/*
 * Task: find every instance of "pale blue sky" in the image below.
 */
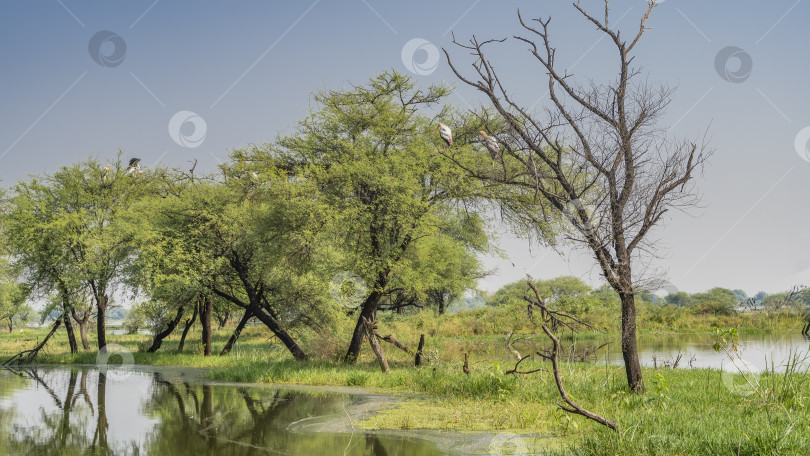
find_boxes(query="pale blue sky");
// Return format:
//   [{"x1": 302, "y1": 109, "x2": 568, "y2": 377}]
[{"x1": 1, "y1": 1, "x2": 808, "y2": 296}]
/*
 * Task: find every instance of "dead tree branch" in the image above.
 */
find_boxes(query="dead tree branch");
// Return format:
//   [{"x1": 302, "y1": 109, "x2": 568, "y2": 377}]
[
  {"x1": 362, "y1": 317, "x2": 389, "y2": 374},
  {"x1": 507, "y1": 280, "x2": 618, "y2": 431},
  {"x1": 2, "y1": 317, "x2": 62, "y2": 366}
]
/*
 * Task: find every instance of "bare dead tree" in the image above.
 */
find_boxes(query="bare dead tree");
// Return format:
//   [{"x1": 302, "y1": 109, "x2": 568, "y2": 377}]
[
  {"x1": 444, "y1": 0, "x2": 711, "y2": 393},
  {"x1": 520, "y1": 280, "x2": 617, "y2": 430}
]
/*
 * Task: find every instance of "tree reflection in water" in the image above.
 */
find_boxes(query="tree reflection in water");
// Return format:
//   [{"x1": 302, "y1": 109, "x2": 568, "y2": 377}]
[{"x1": 0, "y1": 367, "x2": 443, "y2": 455}]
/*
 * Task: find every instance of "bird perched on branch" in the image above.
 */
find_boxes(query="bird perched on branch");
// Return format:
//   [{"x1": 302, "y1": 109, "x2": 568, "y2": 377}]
[
  {"x1": 479, "y1": 131, "x2": 500, "y2": 158},
  {"x1": 101, "y1": 165, "x2": 112, "y2": 183},
  {"x1": 126, "y1": 158, "x2": 142, "y2": 176},
  {"x1": 436, "y1": 122, "x2": 452, "y2": 147}
]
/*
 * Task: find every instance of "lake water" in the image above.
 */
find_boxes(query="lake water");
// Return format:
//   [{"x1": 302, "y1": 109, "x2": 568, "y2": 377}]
[
  {"x1": 0, "y1": 366, "x2": 476, "y2": 455},
  {"x1": 576, "y1": 332, "x2": 810, "y2": 373}
]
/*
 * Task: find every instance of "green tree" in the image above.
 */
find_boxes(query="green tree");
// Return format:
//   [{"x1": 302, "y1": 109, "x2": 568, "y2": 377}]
[
  {"x1": 257, "y1": 72, "x2": 487, "y2": 364},
  {"x1": 138, "y1": 163, "x2": 328, "y2": 360},
  {"x1": 665, "y1": 291, "x2": 693, "y2": 307},
  {"x1": 4, "y1": 155, "x2": 162, "y2": 352},
  {"x1": 691, "y1": 287, "x2": 737, "y2": 315}
]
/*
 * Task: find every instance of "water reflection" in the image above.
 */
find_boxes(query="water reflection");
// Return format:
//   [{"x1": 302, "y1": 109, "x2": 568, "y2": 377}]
[{"x1": 0, "y1": 367, "x2": 445, "y2": 455}]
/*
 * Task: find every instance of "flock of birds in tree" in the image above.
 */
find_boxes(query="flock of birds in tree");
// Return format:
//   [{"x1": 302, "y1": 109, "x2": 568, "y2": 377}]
[
  {"x1": 435, "y1": 122, "x2": 500, "y2": 158},
  {"x1": 100, "y1": 127, "x2": 497, "y2": 184}
]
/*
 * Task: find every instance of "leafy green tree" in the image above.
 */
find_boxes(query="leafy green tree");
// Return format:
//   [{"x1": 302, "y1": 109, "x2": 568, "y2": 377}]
[
  {"x1": 382, "y1": 213, "x2": 489, "y2": 315},
  {"x1": 138, "y1": 164, "x2": 328, "y2": 360},
  {"x1": 665, "y1": 291, "x2": 692, "y2": 308},
  {"x1": 4, "y1": 155, "x2": 162, "y2": 352},
  {"x1": 256, "y1": 72, "x2": 487, "y2": 363},
  {"x1": 488, "y1": 276, "x2": 595, "y2": 315},
  {"x1": 691, "y1": 287, "x2": 737, "y2": 315}
]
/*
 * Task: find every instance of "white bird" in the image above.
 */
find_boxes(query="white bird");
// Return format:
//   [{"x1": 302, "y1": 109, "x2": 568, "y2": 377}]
[
  {"x1": 126, "y1": 158, "x2": 142, "y2": 176},
  {"x1": 479, "y1": 131, "x2": 500, "y2": 158},
  {"x1": 101, "y1": 165, "x2": 112, "y2": 183},
  {"x1": 436, "y1": 123, "x2": 452, "y2": 147}
]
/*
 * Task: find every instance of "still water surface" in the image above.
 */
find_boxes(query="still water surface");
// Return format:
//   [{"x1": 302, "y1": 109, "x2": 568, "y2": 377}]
[
  {"x1": 0, "y1": 366, "x2": 460, "y2": 455},
  {"x1": 586, "y1": 332, "x2": 810, "y2": 372}
]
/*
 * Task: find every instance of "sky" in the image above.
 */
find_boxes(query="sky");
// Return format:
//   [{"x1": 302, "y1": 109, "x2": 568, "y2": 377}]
[{"x1": 1, "y1": 0, "x2": 808, "y2": 297}]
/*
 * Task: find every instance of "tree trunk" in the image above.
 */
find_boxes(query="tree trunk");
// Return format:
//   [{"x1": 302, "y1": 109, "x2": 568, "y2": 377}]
[
  {"x1": 63, "y1": 312, "x2": 78, "y2": 355},
  {"x1": 437, "y1": 293, "x2": 446, "y2": 315},
  {"x1": 6, "y1": 318, "x2": 12, "y2": 333},
  {"x1": 415, "y1": 334, "x2": 425, "y2": 367},
  {"x1": 200, "y1": 295, "x2": 213, "y2": 356},
  {"x1": 344, "y1": 290, "x2": 382, "y2": 364},
  {"x1": 71, "y1": 309, "x2": 91, "y2": 351},
  {"x1": 220, "y1": 309, "x2": 252, "y2": 356},
  {"x1": 211, "y1": 272, "x2": 309, "y2": 361},
  {"x1": 178, "y1": 304, "x2": 198, "y2": 353},
  {"x1": 147, "y1": 304, "x2": 185, "y2": 353},
  {"x1": 94, "y1": 371, "x2": 109, "y2": 452},
  {"x1": 246, "y1": 301, "x2": 307, "y2": 361},
  {"x1": 96, "y1": 293, "x2": 108, "y2": 352},
  {"x1": 619, "y1": 291, "x2": 645, "y2": 393}
]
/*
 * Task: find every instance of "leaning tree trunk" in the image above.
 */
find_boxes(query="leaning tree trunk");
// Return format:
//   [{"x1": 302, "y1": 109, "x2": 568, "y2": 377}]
[
  {"x1": 246, "y1": 301, "x2": 307, "y2": 361},
  {"x1": 147, "y1": 304, "x2": 185, "y2": 353},
  {"x1": 62, "y1": 311, "x2": 78, "y2": 354},
  {"x1": 200, "y1": 295, "x2": 213, "y2": 356},
  {"x1": 96, "y1": 293, "x2": 108, "y2": 352},
  {"x1": 178, "y1": 303, "x2": 198, "y2": 353},
  {"x1": 220, "y1": 309, "x2": 253, "y2": 356},
  {"x1": 619, "y1": 291, "x2": 645, "y2": 393},
  {"x1": 344, "y1": 289, "x2": 383, "y2": 364}
]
